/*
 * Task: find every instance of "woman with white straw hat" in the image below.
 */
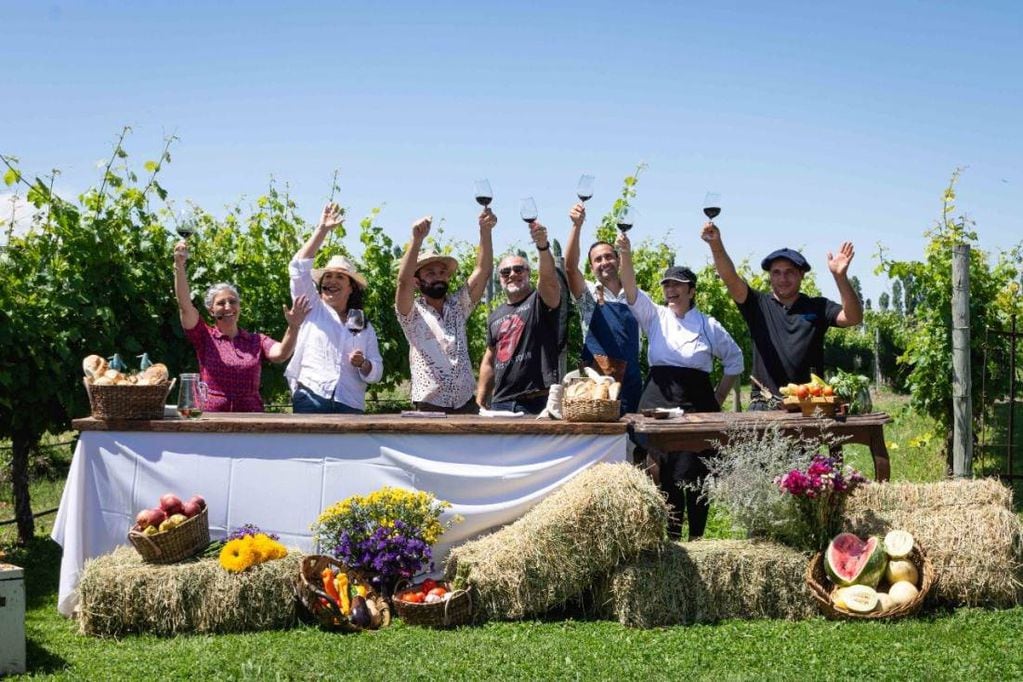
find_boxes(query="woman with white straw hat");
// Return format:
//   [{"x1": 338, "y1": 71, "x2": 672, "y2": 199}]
[{"x1": 285, "y1": 202, "x2": 383, "y2": 414}]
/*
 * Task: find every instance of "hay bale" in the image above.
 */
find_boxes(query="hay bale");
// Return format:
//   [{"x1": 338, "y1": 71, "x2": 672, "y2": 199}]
[
  {"x1": 78, "y1": 546, "x2": 303, "y2": 636},
  {"x1": 842, "y1": 479, "x2": 1023, "y2": 607},
  {"x1": 445, "y1": 462, "x2": 669, "y2": 621},
  {"x1": 600, "y1": 539, "x2": 816, "y2": 627}
]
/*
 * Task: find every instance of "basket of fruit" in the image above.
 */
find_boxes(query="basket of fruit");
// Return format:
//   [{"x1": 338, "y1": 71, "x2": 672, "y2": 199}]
[
  {"x1": 128, "y1": 493, "x2": 211, "y2": 564},
  {"x1": 82, "y1": 354, "x2": 174, "y2": 420},
  {"x1": 779, "y1": 373, "x2": 842, "y2": 418},
  {"x1": 562, "y1": 376, "x2": 622, "y2": 423},
  {"x1": 805, "y1": 530, "x2": 934, "y2": 620},
  {"x1": 295, "y1": 555, "x2": 390, "y2": 632},
  {"x1": 392, "y1": 578, "x2": 473, "y2": 628}
]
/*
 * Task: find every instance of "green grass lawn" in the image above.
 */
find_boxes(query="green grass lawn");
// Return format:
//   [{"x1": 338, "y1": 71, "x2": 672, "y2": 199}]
[{"x1": 3, "y1": 389, "x2": 1023, "y2": 680}]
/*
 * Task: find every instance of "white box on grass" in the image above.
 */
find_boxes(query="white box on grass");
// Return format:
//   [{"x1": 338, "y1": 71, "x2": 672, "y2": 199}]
[{"x1": 0, "y1": 563, "x2": 26, "y2": 675}]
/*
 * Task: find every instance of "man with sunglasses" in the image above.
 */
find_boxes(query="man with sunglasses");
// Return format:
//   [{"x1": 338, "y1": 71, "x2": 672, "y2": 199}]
[
  {"x1": 396, "y1": 209, "x2": 496, "y2": 413},
  {"x1": 476, "y1": 222, "x2": 562, "y2": 414}
]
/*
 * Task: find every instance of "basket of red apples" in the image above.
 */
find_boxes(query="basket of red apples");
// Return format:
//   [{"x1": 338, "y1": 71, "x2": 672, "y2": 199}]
[{"x1": 128, "y1": 493, "x2": 210, "y2": 564}]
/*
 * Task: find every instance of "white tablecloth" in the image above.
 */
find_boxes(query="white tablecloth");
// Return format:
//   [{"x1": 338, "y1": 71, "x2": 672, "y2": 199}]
[{"x1": 51, "y1": 429, "x2": 626, "y2": 616}]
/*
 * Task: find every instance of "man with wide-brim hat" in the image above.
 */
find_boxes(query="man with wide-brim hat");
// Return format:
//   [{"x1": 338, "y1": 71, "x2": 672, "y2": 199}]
[
  {"x1": 395, "y1": 207, "x2": 497, "y2": 413},
  {"x1": 285, "y1": 201, "x2": 384, "y2": 414},
  {"x1": 701, "y1": 222, "x2": 863, "y2": 409}
]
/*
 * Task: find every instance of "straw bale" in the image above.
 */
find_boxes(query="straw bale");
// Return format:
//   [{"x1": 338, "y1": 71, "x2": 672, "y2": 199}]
[
  {"x1": 600, "y1": 539, "x2": 816, "y2": 627},
  {"x1": 78, "y1": 546, "x2": 303, "y2": 636},
  {"x1": 445, "y1": 462, "x2": 669, "y2": 621},
  {"x1": 842, "y1": 479, "x2": 1023, "y2": 607}
]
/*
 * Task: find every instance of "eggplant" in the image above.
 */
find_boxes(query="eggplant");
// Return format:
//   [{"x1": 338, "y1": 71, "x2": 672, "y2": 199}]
[{"x1": 349, "y1": 595, "x2": 371, "y2": 627}]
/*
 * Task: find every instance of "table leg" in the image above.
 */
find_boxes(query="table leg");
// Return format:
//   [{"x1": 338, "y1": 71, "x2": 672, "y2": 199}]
[{"x1": 869, "y1": 428, "x2": 891, "y2": 482}]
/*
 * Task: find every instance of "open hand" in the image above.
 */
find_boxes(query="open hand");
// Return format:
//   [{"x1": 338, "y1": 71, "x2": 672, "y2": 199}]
[
  {"x1": 284, "y1": 294, "x2": 311, "y2": 328},
  {"x1": 319, "y1": 202, "x2": 344, "y2": 231},
  {"x1": 827, "y1": 242, "x2": 855, "y2": 276}
]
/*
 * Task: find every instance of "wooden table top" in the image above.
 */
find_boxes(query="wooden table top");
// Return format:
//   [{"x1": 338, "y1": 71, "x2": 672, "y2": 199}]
[
  {"x1": 626, "y1": 411, "x2": 890, "y2": 434},
  {"x1": 72, "y1": 412, "x2": 629, "y2": 435}
]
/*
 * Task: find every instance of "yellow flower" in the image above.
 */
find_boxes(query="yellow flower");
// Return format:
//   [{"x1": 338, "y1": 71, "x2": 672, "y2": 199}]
[{"x1": 220, "y1": 538, "x2": 259, "y2": 572}]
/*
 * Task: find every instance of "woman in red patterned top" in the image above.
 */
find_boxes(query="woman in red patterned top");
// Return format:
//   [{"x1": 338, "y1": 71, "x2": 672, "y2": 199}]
[{"x1": 173, "y1": 240, "x2": 310, "y2": 412}]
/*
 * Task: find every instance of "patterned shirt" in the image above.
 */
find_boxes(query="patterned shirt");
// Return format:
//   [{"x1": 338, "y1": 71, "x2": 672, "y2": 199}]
[
  {"x1": 184, "y1": 322, "x2": 277, "y2": 412},
  {"x1": 396, "y1": 286, "x2": 477, "y2": 407}
]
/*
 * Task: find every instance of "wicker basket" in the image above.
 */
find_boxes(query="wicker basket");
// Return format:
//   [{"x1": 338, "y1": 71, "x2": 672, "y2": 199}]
[
  {"x1": 392, "y1": 580, "x2": 473, "y2": 628},
  {"x1": 127, "y1": 506, "x2": 211, "y2": 564},
  {"x1": 563, "y1": 397, "x2": 621, "y2": 423},
  {"x1": 295, "y1": 555, "x2": 391, "y2": 632},
  {"x1": 805, "y1": 543, "x2": 934, "y2": 620},
  {"x1": 84, "y1": 378, "x2": 174, "y2": 420}
]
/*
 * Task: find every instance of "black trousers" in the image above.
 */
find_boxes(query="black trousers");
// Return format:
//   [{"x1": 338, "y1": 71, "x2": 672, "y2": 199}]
[{"x1": 639, "y1": 366, "x2": 719, "y2": 541}]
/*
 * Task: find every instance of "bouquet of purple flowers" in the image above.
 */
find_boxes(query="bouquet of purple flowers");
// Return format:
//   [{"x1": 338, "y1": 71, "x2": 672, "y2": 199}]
[{"x1": 775, "y1": 455, "x2": 867, "y2": 550}]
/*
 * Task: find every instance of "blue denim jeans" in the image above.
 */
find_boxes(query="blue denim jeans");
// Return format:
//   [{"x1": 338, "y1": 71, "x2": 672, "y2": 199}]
[
  {"x1": 491, "y1": 394, "x2": 548, "y2": 416},
  {"x1": 292, "y1": 385, "x2": 364, "y2": 415}
]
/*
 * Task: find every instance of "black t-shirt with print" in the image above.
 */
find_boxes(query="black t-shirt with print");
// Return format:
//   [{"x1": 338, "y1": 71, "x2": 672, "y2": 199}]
[
  {"x1": 487, "y1": 289, "x2": 561, "y2": 403},
  {"x1": 737, "y1": 288, "x2": 842, "y2": 396}
]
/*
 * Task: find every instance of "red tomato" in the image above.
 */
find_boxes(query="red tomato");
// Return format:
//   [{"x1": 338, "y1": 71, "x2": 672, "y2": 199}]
[
  {"x1": 427, "y1": 587, "x2": 447, "y2": 598},
  {"x1": 420, "y1": 579, "x2": 438, "y2": 594},
  {"x1": 796, "y1": 385, "x2": 810, "y2": 400},
  {"x1": 405, "y1": 592, "x2": 425, "y2": 604},
  {"x1": 809, "y1": 384, "x2": 823, "y2": 397}
]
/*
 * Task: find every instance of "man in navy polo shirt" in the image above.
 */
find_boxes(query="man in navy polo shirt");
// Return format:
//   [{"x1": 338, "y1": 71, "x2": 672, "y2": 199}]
[{"x1": 701, "y1": 222, "x2": 863, "y2": 409}]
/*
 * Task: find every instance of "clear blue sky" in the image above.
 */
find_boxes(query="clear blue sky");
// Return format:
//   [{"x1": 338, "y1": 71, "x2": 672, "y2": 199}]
[{"x1": 3, "y1": 1, "x2": 1021, "y2": 304}]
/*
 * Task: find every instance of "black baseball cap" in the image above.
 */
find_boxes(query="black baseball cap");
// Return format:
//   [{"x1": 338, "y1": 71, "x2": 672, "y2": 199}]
[
  {"x1": 660, "y1": 265, "x2": 698, "y2": 287},
  {"x1": 761, "y1": 248, "x2": 811, "y2": 273}
]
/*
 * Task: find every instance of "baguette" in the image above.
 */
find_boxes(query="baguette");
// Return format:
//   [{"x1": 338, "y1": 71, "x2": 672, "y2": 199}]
[{"x1": 608, "y1": 382, "x2": 621, "y2": 401}]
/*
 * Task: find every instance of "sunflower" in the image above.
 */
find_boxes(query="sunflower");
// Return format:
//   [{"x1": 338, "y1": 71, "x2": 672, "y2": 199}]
[{"x1": 219, "y1": 538, "x2": 259, "y2": 572}]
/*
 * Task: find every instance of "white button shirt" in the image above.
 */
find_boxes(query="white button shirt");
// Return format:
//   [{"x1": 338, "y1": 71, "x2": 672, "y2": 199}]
[
  {"x1": 629, "y1": 289, "x2": 744, "y2": 375},
  {"x1": 285, "y1": 258, "x2": 384, "y2": 410}
]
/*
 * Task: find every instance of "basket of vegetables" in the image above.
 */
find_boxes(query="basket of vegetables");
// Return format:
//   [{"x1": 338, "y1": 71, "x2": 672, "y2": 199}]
[
  {"x1": 296, "y1": 555, "x2": 390, "y2": 632},
  {"x1": 392, "y1": 578, "x2": 473, "y2": 628}
]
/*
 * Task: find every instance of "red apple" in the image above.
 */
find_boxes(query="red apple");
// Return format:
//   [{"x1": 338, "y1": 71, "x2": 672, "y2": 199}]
[
  {"x1": 159, "y1": 493, "x2": 184, "y2": 515},
  {"x1": 181, "y1": 499, "x2": 202, "y2": 518},
  {"x1": 188, "y1": 494, "x2": 207, "y2": 511},
  {"x1": 137, "y1": 507, "x2": 167, "y2": 530}
]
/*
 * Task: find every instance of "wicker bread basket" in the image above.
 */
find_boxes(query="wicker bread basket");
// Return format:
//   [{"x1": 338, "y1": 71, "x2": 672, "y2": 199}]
[
  {"x1": 563, "y1": 397, "x2": 621, "y2": 423},
  {"x1": 295, "y1": 555, "x2": 391, "y2": 632},
  {"x1": 84, "y1": 378, "x2": 174, "y2": 420},
  {"x1": 805, "y1": 543, "x2": 934, "y2": 620},
  {"x1": 127, "y1": 506, "x2": 210, "y2": 564},
  {"x1": 392, "y1": 580, "x2": 473, "y2": 628}
]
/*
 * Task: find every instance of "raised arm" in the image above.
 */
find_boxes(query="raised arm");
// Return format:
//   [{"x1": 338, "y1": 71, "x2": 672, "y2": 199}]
[
  {"x1": 266, "y1": 295, "x2": 311, "y2": 363},
  {"x1": 701, "y1": 222, "x2": 749, "y2": 305},
  {"x1": 173, "y1": 240, "x2": 200, "y2": 331},
  {"x1": 563, "y1": 202, "x2": 587, "y2": 298},
  {"x1": 476, "y1": 345, "x2": 495, "y2": 408},
  {"x1": 828, "y1": 242, "x2": 864, "y2": 327},
  {"x1": 615, "y1": 231, "x2": 638, "y2": 305},
  {"x1": 395, "y1": 217, "x2": 431, "y2": 316},
  {"x1": 466, "y1": 208, "x2": 497, "y2": 304},
  {"x1": 296, "y1": 202, "x2": 344, "y2": 261},
  {"x1": 531, "y1": 221, "x2": 561, "y2": 309}
]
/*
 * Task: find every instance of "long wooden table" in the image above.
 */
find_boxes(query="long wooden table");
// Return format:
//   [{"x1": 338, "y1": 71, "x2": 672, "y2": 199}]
[
  {"x1": 626, "y1": 411, "x2": 892, "y2": 481},
  {"x1": 53, "y1": 414, "x2": 627, "y2": 617}
]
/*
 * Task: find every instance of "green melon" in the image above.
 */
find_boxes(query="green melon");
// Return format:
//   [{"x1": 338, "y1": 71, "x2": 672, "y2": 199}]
[{"x1": 824, "y1": 533, "x2": 888, "y2": 588}]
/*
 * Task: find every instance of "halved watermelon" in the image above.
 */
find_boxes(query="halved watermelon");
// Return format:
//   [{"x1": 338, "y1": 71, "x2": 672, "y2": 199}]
[{"x1": 824, "y1": 533, "x2": 888, "y2": 588}]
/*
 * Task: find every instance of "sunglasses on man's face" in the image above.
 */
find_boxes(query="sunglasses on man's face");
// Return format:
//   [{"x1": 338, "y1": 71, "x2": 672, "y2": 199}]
[{"x1": 499, "y1": 265, "x2": 529, "y2": 277}]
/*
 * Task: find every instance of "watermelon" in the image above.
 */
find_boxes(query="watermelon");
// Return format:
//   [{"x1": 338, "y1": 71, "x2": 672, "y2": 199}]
[{"x1": 824, "y1": 533, "x2": 888, "y2": 588}]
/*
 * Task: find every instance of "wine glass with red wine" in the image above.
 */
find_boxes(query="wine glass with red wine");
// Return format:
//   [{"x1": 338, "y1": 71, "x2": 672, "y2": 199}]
[
  {"x1": 346, "y1": 309, "x2": 366, "y2": 336},
  {"x1": 474, "y1": 179, "x2": 493, "y2": 208},
  {"x1": 703, "y1": 192, "x2": 721, "y2": 221},
  {"x1": 176, "y1": 210, "x2": 197, "y2": 239},
  {"x1": 617, "y1": 206, "x2": 636, "y2": 232},
  {"x1": 576, "y1": 174, "x2": 595, "y2": 203},
  {"x1": 520, "y1": 197, "x2": 538, "y2": 225}
]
